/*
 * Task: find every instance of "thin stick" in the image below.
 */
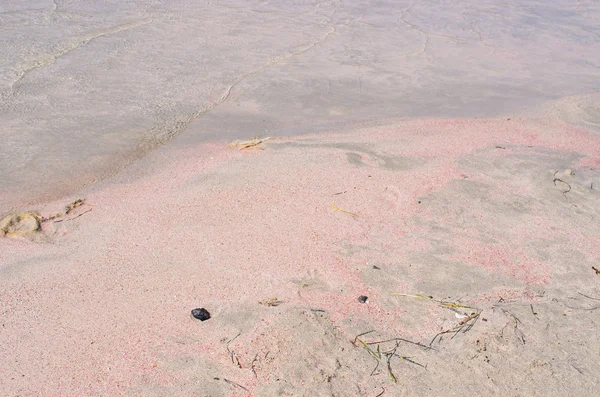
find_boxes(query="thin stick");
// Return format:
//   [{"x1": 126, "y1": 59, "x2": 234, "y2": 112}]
[
  {"x1": 365, "y1": 337, "x2": 434, "y2": 350},
  {"x1": 226, "y1": 333, "x2": 242, "y2": 368},
  {"x1": 462, "y1": 312, "x2": 481, "y2": 333},
  {"x1": 358, "y1": 331, "x2": 427, "y2": 381},
  {"x1": 392, "y1": 293, "x2": 477, "y2": 310},
  {"x1": 54, "y1": 207, "x2": 92, "y2": 223},
  {"x1": 251, "y1": 354, "x2": 259, "y2": 378},
  {"x1": 530, "y1": 304, "x2": 538, "y2": 315},
  {"x1": 450, "y1": 324, "x2": 464, "y2": 340},
  {"x1": 430, "y1": 311, "x2": 480, "y2": 345},
  {"x1": 370, "y1": 357, "x2": 381, "y2": 376},
  {"x1": 353, "y1": 330, "x2": 376, "y2": 345},
  {"x1": 222, "y1": 378, "x2": 248, "y2": 391},
  {"x1": 331, "y1": 204, "x2": 358, "y2": 217},
  {"x1": 385, "y1": 341, "x2": 399, "y2": 383},
  {"x1": 553, "y1": 177, "x2": 571, "y2": 196},
  {"x1": 578, "y1": 292, "x2": 600, "y2": 301},
  {"x1": 386, "y1": 354, "x2": 397, "y2": 383},
  {"x1": 430, "y1": 329, "x2": 450, "y2": 346},
  {"x1": 494, "y1": 306, "x2": 522, "y2": 324},
  {"x1": 392, "y1": 354, "x2": 426, "y2": 369}
]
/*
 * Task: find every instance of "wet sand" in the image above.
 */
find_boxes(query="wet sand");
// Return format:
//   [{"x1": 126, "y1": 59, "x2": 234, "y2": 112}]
[
  {"x1": 2, "y1": 0, "x2": 600, "y2": 211},
  {"x1": 2, "y1": 1, "x2": 600, "y2": 396}
]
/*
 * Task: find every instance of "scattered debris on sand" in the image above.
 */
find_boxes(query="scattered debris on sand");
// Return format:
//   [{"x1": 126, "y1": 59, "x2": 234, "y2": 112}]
[
  {"x1": 0, "y1": 198, "x2": 91, "y2": 240},
  {"x1": 392, "y1": 294, "x2": 482, "y2": 345},
  {"x1": 353, "y1": 330, "x2": 429, "y2": 383},
  {"x1": 46, "y1": 199, "x2": 92, "y2": 223}
]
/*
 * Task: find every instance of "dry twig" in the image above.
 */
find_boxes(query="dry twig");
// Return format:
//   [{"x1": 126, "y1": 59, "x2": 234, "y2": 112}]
[
  {"x1": 226, "y1": 333, "x2": 242, "y2": 368},
  {"x1": 214, "y1": 377, "x2": 248, "y2": 391},
  {"x1": 579, "y1": 292, "x2": 600, "y2": 301},
  {"x1": 331, "y1": 204, "x2": 358, "y2": 217},
  {"x1": 392, "y1": 293, "x2": 481, "y2": 345},
  {"x1": 354, "y1": 331, "x2": 427, "y2": 383},
  {"x1": 553, "y1": 171, "x2": 571, "y2": 196},
  {"x1": 430, "y1": 311, "x2": 481, "y2": 345}
]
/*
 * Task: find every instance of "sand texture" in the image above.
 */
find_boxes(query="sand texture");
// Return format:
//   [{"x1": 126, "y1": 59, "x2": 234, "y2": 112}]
[
  {"x1": 2, "y1": 105, "x2": 600, "y2": 395},
  {"x1": 2, "y1": 1, "x2": 600, "y2": 396}
]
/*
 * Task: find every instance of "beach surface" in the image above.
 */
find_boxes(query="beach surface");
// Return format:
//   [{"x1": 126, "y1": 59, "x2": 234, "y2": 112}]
[
  {"x1": 2, "y1": 0, "x2": 600, "y2": 211},
  {"x1": 2, "y1": 98, "x2": 600, "y2": 395},
  {"x1": 2, "y1": 1, "x2": 600, "y2": 396}
]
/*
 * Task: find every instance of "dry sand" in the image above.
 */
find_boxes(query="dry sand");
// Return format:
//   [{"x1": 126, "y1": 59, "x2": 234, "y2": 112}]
[{"x1": 2, "y1": 94, "x2": 600, "y2": 396}]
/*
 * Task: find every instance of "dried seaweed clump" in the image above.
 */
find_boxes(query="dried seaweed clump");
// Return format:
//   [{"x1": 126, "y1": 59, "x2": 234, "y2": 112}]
[
  {"x1": 228, "y1": 136, "x2": 271, "y2": 150},
  {"x1": 0, "y1": 211, "x2": 42, "y2": 238},
  {"x1": 64, "y1": 198, "x2": 85, "y2": 214}
]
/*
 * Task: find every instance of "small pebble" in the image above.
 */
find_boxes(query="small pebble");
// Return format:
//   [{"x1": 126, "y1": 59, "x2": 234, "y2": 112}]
[
  {"x1": 358, "y1": 296, "x2": 368, "y2": 304},
  {"x1": 191, "y1": 308, "x2": 211, "y2": 321}
]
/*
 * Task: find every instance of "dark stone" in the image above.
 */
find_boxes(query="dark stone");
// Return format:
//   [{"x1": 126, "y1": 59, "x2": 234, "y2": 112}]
[
  {"x1": 191, "y1": 308, "x2": 211, "y2": 321},
  {"x1": 357, "y1": 296, "x2": 368, "y2": 304}
]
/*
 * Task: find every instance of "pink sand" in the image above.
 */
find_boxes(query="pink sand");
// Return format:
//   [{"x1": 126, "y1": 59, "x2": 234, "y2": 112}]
[{"x1": 2, "y1": 106, "x2": 600, "y2": 395}]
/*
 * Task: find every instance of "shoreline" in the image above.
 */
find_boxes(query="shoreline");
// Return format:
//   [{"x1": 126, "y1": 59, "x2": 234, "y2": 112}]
[
  {"x1": 5, "y1": 90, "x2": 599, "y2": 215},
  {"x1": 2, "y1": 109, "x2": 599, "y2": 395},
  {"x1": 3, "y1": 0, "x2": 600, "y2": 216}
]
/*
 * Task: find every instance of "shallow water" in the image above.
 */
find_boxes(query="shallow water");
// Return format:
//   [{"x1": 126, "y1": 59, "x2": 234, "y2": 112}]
[{"x1": 1, "y1": 0, "x2": 599, "y2": 211}]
